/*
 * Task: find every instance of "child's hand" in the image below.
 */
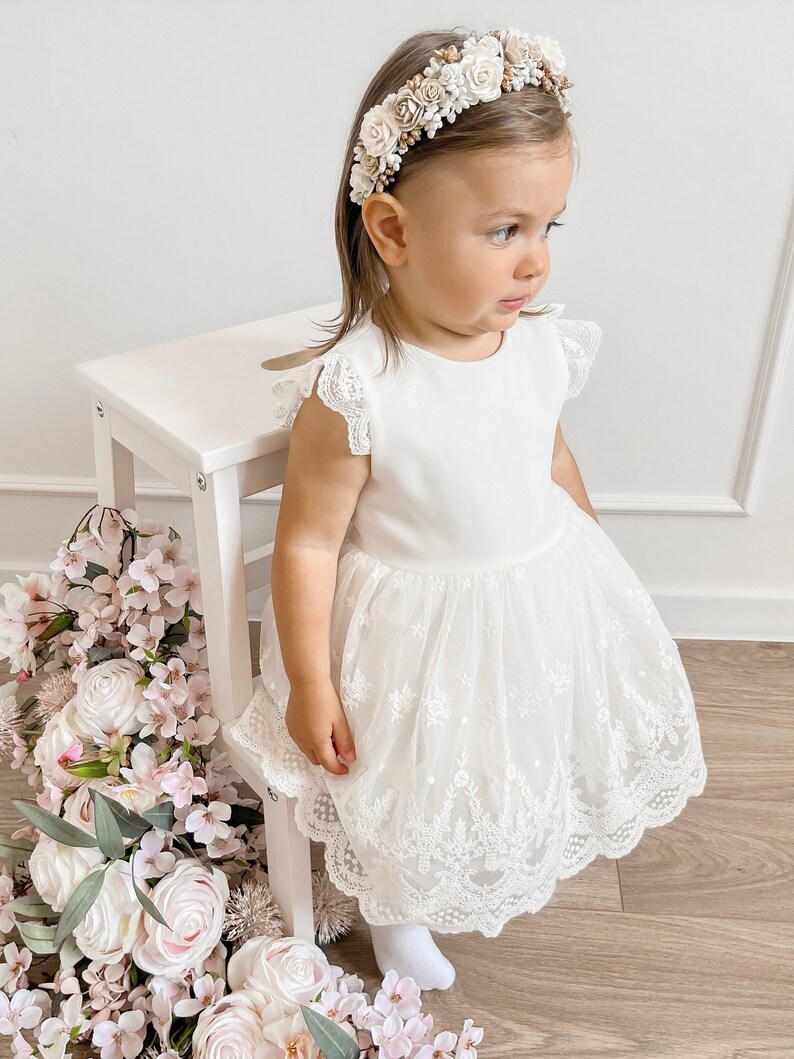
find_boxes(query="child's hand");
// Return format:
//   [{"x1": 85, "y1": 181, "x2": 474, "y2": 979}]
[{"x1": 284, "y1": 679, "x2": 358, "y2": 776}]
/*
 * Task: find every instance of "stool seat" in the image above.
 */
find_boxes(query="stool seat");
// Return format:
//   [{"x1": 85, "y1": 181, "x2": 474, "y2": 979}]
[{"x1": 74, "y1": 299, "x2": 342, "y2": 942}]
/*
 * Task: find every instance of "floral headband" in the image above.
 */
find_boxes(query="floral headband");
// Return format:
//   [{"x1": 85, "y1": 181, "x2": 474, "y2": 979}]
[{"x1": 349, "y1": 27, "x2": 573, "y2": 206}]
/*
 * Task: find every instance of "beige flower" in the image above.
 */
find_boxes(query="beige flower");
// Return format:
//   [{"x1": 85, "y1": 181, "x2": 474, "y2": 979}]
[
  {"x1": 416, "y1": 77, "x2": 447, "y2": 112},
  {"x1": 392, "y1": 85, "x2": 425, "y2": 132},
  {"x1": 500, "y1": 28, "x2": 533, "y2": 69}
]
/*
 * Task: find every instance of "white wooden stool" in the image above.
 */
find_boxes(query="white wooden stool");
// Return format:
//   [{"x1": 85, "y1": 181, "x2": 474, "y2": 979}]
[{"x1": 75, "y1": 300, "x2": 341, "y2": 942}]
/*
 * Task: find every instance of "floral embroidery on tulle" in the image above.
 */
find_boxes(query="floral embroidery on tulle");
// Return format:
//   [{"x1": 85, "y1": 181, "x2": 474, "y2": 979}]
[
  {"x1": 229, "y1": 495, "x2": 708, "y2": 936},
  {"x1": 544, "y1": 303, "x2": 603, "y2": 400},
  {"x1": 272, "y1": 350, "x2": 372, "y2": 455}
]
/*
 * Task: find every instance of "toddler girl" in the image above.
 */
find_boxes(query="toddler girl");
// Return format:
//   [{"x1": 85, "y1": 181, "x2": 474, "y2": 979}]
[{"x1": 231, "y1": 25, "x2": 707, "y2": 992}]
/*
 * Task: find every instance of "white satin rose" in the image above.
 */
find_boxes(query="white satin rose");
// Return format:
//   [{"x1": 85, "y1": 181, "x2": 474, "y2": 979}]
[
  {"x1": 71, "y1": 658, "x2": 145, "y2": 741},
  {"x1": 227, "y1": 935, "x2": 337, "y2": 1016},
  {"x1": 73, "y1": 862, "x2": 143, "y2": 962},
  {"x1": 192, "y1": 990, "x2": 271, "y2": 1059},
  {"x1": 33, "y1": 706, "x2": 84, "y2": 788},
  {"x1": 459, "y1": 44, "x2": 504, "y2": 103},
  {"x1": 28, "y1": 833, "x2": 105, "y2": 913},
  {"x1": 132, "y1": 861, "x2": 229, "y2": 976}
]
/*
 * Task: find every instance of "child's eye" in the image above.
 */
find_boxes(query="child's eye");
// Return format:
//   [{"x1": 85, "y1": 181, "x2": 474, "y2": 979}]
[{"x1": 490, "y1": 221, "x2": 565, "y2": 243}]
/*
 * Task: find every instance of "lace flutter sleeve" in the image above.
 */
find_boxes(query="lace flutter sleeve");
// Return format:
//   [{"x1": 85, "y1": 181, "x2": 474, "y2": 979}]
[
  {"x1": 271, "y1": 350, "x2": 372, "y2": 455},
  {"x1": 545, "y1": 303, "x2": 603, "y2": 400}
]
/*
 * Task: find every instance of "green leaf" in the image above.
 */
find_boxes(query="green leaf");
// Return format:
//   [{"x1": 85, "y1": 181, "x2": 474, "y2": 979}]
[
  {"x1": 130, "y1": 850, "x2": 170, "y2": 929},
  {"x1": 17, "y1": 920, "x2": 58, "y2": 955},
  {"x1": 65, "y1": 758, "x2": 110, "y2": 779},
  {"x1": 0, "y1": 833, "x2": 36, "y2": 864},
  {"x1": 88, "y1": 791, "x2": 125, "y2": 860},
  {"x1": 53, "y1": 868, "x2": 106, "y2": 948},
  {"x1": 142, "y1": 801, "x2": 175, "y2": 831},
  {"x1": 59, "y1": 935, "x2": 83, "y2": 970},
  {"x1": 228, "y1": 805, "x2": 264, "y2": 828},
  {"x1": 300, "y1": 1005, "x2": 361, "y2": 1059},
  {"x1": 172, "y1": 833, "x2": 199, "y2": 859},
  {"x1": 38, "y1": 612, "x2": 74, "y2": 643},
  {"x1": 92, "y1": 792, "x2": 151, "y2": 840},
  {"x1": 11, "y1": 801, "x2": 99, "y2": 849},
  {"x1": 84, "y1": 562, "x2": 109, "y2": 583},
  {"x1": 7, "y1": 894, "x2": 56, "y2": 919}
]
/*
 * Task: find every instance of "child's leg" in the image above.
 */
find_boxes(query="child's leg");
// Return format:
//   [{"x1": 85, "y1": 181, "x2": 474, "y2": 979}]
[{"x1": 367, "y1": 921, "x2": 456, "y2": 991}]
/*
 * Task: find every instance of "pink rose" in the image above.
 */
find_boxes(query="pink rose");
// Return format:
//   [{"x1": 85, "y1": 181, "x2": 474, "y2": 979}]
[{"x1": 227, "y1": 935, "x2": 337, "y2": 1016}]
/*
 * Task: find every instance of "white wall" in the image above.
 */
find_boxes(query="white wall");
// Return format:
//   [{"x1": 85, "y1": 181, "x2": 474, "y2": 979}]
[{"x1": 1, "y1": 1, "x2": 792, "y2": 639}]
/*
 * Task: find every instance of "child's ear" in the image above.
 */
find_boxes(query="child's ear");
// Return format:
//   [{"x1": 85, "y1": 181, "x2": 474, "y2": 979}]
[{"x1": 361, "y1": 191, "x2": 407, "y2": 266}]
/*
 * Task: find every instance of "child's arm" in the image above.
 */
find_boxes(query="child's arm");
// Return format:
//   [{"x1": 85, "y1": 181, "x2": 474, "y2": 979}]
[
  {"x1": 551, "y1": 420, "x2": 600, "y2": 524},
  {"x1": 270, "y1": 385, "x2": 371, "y2": 774}
]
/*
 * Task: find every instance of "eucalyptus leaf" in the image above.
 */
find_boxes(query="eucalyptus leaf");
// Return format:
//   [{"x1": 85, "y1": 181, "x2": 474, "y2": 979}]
[
  {"x1": 130, "y1": 850, "x2": 170, "y2": 929},
  {"x1": 87, "y1": 644, "x2": 116, "y2": 662},
  {"x1": 59, "y1": 935, "x2": 83, "y2": 970},
  {"x1": 54, "y1": 868, "x2": 106, "y2": 948},
  {"x1": 7, "y1": 894, "x2": 56, "y2": 919},
  {"x1": 88, "y1": 791, "x2": 125, "y2": 860},
  {"x1": 172, "y1": 833, "x2": 199, "y2": 859},
  {"x1": 0, "y1": 833, "x2": 36, "y2": 864},
  {"x1": 92, "y1": 792, "x2": 151, "y2": 840},
  {"x1": 142, "y1": 801, "x2": 175, "y2": 831},
  {"x1": 17, "y1": 920, "x2": 58, "y2": 955},
  {"x1": 300, "y1": 1005, "x2": 361, "y2": 1059},
  {"x1": 11, "y1": 801, "x2": 99, "y2": 849}
]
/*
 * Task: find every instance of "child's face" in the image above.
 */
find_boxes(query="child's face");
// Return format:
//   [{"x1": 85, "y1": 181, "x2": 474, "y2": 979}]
[{"x1": 365, "y1": 144, "x2": 573, "y2": 346}]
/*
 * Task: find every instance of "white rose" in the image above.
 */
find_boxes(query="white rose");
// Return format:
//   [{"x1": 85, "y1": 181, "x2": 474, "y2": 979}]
[
  {"x1": 132, "y1": 861, "x2": 229, "y2": 976},
  {"x1": 533, "y1": 35, "x2": 567, "y2": 76},
  {"x1": 73, "y1": 862, "x2": 143, "y2": 963},
  {"x1": 358, "y1": 98, "x2": 401, "y2": 159},
  {"x1": 192, "y1": 990, "x2": 273, "y2": 1059},
  {"x1": 71, "y1": 658, "x2": 145, "y2": 741},
  {"x1": 227, "y1": 935, "x2": 335, "y2": 1016},
  {"x1": 459, "y1": 46, "x2": 504, "y2": 103},
  {"x1": 28, "y1": 833, "x2": 105, "y2": 913},
  {"x1": 33, "y1": 707, "x2": 84, "y2": 788}
]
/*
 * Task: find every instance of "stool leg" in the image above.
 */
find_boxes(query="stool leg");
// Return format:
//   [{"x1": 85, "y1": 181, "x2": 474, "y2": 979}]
[
  {"x1": 262, "y1": 785, "x2": 315, "y2": 942},
  {"x1": 90, "y1": 398, "x2": 135, "y2": 509},
  {"x1": 191, "y1": 464, "x2": 314, "y2": 942}
]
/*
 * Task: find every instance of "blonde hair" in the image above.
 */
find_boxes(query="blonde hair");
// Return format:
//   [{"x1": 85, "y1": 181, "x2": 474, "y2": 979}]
[{"x1": 268, "y1": 26, "x2": 578, "y2": 377}]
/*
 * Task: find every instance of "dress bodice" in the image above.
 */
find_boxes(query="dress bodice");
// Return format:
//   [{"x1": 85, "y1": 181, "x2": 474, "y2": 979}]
[{"x1": 270, "y1": 305, "x2": 602, "y2": 574}]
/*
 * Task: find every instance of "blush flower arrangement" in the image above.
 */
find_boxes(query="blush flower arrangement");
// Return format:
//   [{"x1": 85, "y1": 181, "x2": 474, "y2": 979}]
[{"x1": 0, "y1": 505, "x2": 484, "y2": 1058}]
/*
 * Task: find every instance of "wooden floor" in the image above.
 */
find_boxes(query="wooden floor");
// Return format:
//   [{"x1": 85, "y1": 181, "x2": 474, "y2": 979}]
[{"x1": 2, "y1": 636, "x2": 792, "y2": 1059}]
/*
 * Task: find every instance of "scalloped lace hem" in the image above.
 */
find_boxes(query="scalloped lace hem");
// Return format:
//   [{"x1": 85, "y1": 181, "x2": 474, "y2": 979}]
[{"x1": 228, "y1": 681, "x2": 708, "y2": 937}]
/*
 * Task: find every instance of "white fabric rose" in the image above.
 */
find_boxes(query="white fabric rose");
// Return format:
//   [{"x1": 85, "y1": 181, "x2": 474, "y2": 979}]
[
  {"x1": 132, "y1": 861, "x2": 229, "y2": 976},
  {"x1": 533, "y1": 35, "x2": 567, "y2": 76},
  {"x1": 358, "y1": 98, "x2": 401, "y2": 159},
  {"x1": 459, "y1": 46, "x2": 504, "y2": 104},
  {"x1": 73, "y1": 862, "x2": 143, "y2": 963},
  {"x1": 227, "y1": 935, "x2": 336, "y2": 1016},
  {"x1": 192, "y1": 990, "x2": 272, "y2": 1059},
  {"x1": 28, "y1": 833, "x2": 105, "y2": 914},
  {"x1": 32, "y1": 706, "x2": 84, "y2": 788},
  {"x1": 70, "y1": 658, "x2": 145, "y2": 741}
]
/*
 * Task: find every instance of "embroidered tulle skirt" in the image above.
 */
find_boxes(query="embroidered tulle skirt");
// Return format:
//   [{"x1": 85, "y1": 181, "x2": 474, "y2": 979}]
[{"x1": 229, "y1": 487, "x2": 708, "y2": 936}]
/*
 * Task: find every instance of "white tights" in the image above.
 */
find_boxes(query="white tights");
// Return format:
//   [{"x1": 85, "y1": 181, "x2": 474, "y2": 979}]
[{"x1": 367, "y1": 921, "x2": 456, "y2": 991}]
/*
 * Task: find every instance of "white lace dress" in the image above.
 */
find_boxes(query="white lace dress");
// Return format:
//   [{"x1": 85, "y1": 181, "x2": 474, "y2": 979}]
[{"x1": 230, "y1": 304, "x2": 708, "y2": 937}]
